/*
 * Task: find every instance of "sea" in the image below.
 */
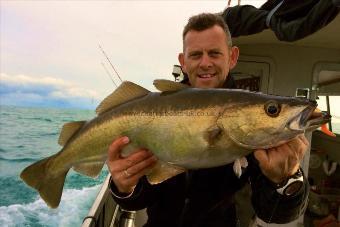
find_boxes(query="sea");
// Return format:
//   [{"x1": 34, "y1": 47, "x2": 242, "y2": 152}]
[
  {"x1": 0, "y1": 105, "x2": 339, "y2": 227},
  {"x1": 0, "y1": 105, "x2": 108, "y2": 227}
]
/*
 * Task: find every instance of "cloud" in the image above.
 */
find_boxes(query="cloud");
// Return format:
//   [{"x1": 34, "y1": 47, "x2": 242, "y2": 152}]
[{"x1": 0, "y1": 73, "x2": 101, "y2": 109}]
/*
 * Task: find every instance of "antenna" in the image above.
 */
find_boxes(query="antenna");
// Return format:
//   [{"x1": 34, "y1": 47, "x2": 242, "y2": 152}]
[
  {"x1": 101, "y1": 62, "x2": 118, "y2": 88},
  {"x1": 98, "y1": 44, "x2": 123, "y2": 82}
]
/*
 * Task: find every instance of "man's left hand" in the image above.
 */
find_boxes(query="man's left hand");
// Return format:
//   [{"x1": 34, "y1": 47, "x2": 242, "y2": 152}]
[{"x1": 254, "y1": 134, "x2": 309, "y2": 184}]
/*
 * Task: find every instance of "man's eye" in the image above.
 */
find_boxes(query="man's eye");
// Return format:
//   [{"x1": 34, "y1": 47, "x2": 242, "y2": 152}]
[
  {"x1": 209, "y1": 52, "x2": 221, "y2": 57},
  {"x1": 189, "y1": 53, "x2": 201, "y2": 59}
]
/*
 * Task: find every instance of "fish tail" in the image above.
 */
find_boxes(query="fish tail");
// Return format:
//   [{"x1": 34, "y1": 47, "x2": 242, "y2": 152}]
[{"x1": 20, "y1": 154, "x2": 68, "y2": 208}]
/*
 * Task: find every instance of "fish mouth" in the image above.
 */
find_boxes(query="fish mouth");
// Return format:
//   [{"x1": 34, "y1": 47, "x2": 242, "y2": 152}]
[{"x1": 288, "y1": 103, "x2": 331, "y2": 132}]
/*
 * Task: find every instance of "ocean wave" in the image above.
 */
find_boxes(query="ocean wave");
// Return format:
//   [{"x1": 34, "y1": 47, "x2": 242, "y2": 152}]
[
  {"x1": 16, "y1": 145, "x2": 25, "y2": 148},
  {"x1": 0, "y1": 112, "x2": 11, "y2": 116},
  {"x1": 16, "y1": 116, "x2": 53, "y2": 122},
  {"x1": 0, "y1": 156, "x2": 38, "y2": 163},
  {"x1": 38, "y1": 132, "x2": 59, "y2": 137},
  {"x1": 0, "y1": 185, "x2": 101, "y2": 227}
]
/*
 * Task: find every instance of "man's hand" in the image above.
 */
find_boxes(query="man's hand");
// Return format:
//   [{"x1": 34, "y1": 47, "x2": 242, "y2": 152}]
[
  {"x1": 254, "y1": 134, "x2": 309, "y2": 184},
  {"x1": 106, "y1": 136, "x2": 157, "y2": 194}
]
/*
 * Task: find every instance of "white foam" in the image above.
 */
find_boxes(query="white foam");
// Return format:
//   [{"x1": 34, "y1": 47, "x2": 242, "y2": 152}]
[{"x1": 0, "y1": 185, "x2": 101, "y2": 226}]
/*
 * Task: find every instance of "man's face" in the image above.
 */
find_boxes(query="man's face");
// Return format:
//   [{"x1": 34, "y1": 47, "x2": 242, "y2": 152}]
[{"x1": 178, "y1": 25, "x2": 239, "y2": 88}]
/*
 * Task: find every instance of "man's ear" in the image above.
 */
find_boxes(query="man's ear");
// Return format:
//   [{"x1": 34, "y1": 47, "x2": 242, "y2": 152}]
[
  {"x1": 229, "y1": 46, "x2": 239, "y2": 70},
  {"x1": 178, "y1": 53, "x2": 186, "y2": 73}
]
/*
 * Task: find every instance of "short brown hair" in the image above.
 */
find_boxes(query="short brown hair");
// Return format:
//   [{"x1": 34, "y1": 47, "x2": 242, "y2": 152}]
[{"x1": 182, "y1": 13, "x2": 232, "y2": 48}]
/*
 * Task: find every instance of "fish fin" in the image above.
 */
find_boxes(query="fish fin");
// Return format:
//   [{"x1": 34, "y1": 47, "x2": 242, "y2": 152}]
[
  {"x1": 96, "y1": 81, "x2": 150, "y2": 115},
  {"x1": 58, "y1": 121, "x2": 86, "y2": 146},
  {"x1": 233, "y1": 159, "x2": 242, "y2": 178},
  {"x1": 153, "y1": 79, "x2": 189, "y2": 92},
  {"x1": 233, "y1": 157, "x2": 248, "y2": 178},
  {"x1": 20, "y1": 154, "x2": 68, "y2": 208},
  {"x1": 146, "y1": 160, "x2": 186, "y2": 184},
  {"x1": 205, "y1": 126, "x2": 223, "y2": 146},
  {"x1": 73, "y1": 161, "x2": 104, "y2": 178}
]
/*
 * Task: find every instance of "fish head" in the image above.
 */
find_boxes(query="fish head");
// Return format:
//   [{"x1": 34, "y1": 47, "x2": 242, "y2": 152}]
[{"x1": 220, "y1": 93, "x2": 331, "y2": 149}]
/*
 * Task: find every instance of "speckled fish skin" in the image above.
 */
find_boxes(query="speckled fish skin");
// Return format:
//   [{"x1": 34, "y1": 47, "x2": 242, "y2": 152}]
[{"x1": 20, "y1": 80, "x2": 328, "y2": 208}]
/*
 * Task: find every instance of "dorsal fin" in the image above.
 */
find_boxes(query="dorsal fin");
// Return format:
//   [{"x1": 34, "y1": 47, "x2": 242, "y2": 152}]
[
  {"x1": 153, "y1": 79, "x2": 189, "y2": 92},
  {"x1": 96, "y1": 81, "x2": 150, "y2": 115},
  {"x1": 58, "y1": 121, "x2": 86, "y2": 146}
]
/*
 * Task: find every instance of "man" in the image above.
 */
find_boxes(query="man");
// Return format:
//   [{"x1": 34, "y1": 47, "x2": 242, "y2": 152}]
[{"x1": 106, "y1": 13, "x2": 309, "y2": 227}]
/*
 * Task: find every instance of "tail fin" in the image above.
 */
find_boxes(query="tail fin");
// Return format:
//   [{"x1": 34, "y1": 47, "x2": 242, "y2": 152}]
[{"x1": 20, "y1": 155, "x2": 69, "y2": 208}]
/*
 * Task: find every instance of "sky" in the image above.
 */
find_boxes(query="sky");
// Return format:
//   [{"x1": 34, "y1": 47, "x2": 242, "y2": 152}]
[
  {"x1": 0, "y1": 0, "x2": 267, "y2": 109},
  {"x1": 0, "y1": 0, "x2": 339, "y2": 115}
]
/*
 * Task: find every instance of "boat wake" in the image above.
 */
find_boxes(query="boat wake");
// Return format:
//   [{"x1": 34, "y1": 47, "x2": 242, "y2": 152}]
[{"x1": 0, "y1": 185, "x2": 101, "y2": 227}]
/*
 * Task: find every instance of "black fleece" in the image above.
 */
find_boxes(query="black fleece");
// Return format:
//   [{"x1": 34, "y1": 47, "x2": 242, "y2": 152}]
[{"x1": 110, "y1": 154, "x2": 308, "y2": 227}]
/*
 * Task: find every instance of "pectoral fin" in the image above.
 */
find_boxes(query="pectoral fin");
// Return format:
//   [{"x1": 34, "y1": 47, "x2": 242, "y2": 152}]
[
  {"x1": 233, "y1": 157, "x2": 248, "y2": 178},
  {"x1": 73, "y1": 161, "x2": 105, "y2": 178},
  {"x1": 205, "y1": 125, "x2": 223, "y2": 146},
  {"x1": 146, "y1": 160, "x2": 186, "y2": 184}
]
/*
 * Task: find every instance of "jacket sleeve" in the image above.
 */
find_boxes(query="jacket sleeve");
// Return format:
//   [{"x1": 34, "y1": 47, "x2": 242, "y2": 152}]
[
  {"x1": 109, "y1": 176, "x2": 160, "y2": 211},
  {"x1": 269, "y1": 0, "x2": 340, "y2": 41},
  {"x1": 220, "y1": 0, "x2": 339, "y2": 41},
  {"x1": 220, "y1": 5, "x2": 268, "y2": 37},
  {"x1": 247, "y1": 154, "x2": 309, "y2": 224}
]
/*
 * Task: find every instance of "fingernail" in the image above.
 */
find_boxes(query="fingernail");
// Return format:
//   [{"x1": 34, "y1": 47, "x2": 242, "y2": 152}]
[{"x1": 122, "y1": 136, "x2": 129, "y2": 144}]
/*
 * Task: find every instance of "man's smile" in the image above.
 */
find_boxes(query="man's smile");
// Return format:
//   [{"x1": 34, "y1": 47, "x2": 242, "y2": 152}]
[{"x1": 197, "y1": 73, "x2": 216, "y2": 79}]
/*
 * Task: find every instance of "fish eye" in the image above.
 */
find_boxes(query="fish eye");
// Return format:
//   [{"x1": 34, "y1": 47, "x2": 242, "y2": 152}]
[{"x1": 264, "y1": 101, "x2": 281, "y2": 117}]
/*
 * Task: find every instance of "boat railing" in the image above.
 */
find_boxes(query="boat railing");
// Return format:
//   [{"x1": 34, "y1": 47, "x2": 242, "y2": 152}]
[
  {"x1": 82, "y1": 174, "x2": 120, "y2": 227},
  {"x1": 82, "y1": 174, "x2": 140, "y2": 227}
]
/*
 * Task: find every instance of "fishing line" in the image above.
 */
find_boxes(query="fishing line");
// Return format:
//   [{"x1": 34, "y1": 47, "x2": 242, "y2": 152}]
[
  {"x1": 101, "y1": 62, "x2": 118, "y2": 88},
  {"x1": 98, "y1": 44, "x2": 123, "y2": 83}
]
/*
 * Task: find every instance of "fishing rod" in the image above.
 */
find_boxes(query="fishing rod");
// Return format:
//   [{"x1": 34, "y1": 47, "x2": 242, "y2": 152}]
[
  {"x1": 98, "y1": 44, "x2": 123, "y2": 83},
  {"x1": 228, "y1": 0, "x2": 241, "y2": 7},
  {"x1": 101, "y1": 62, "x2": 118, "y2": 88}
]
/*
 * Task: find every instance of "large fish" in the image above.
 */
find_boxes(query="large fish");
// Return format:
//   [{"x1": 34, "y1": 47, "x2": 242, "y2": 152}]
[{"x1": 20, "y1": 79, "x2": 330, "y2": 208}]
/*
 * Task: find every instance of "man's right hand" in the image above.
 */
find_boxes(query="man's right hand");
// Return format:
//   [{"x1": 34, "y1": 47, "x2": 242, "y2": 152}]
[{"x1": 106, "y1": 136, "x2": 157, "y2": 194}]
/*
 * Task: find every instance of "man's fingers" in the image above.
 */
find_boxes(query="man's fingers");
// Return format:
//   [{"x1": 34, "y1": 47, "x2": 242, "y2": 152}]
[
  {"x1": 116, "y1": 149, "x2": 154, "y2": 171},
  {"x1": 254, "y1": 149, "x2": 270, "y2": 169},
  {"x1": 287, "y1": 136, "x2": 308, "y2": 160},
  {"x1": 109, "y1": 149, "x2": 155, "y2": 174},
  {"x1": 124, "y1": 162, "x2": 157, "y2": 186},
  {"x1": 124, "y1": 155, "x2": 157, "y2": 176},
  {"x1": 115, "y1": 156, "x2": 157, "y2": 191},
  {"x1": 254, "y1": 136, "x2": 309, "y2": 183},
  {"x1": 107, "y1": 136, "x2": 130, "y2": 161},
  {"x1": 298, "y1": 134, "x2": 309, "y2": 146}
]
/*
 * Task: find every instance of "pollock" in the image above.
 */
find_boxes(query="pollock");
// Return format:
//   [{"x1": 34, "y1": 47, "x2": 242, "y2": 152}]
[{"x1": 20, "y1": 80, "x2": 330, "y2": 208}]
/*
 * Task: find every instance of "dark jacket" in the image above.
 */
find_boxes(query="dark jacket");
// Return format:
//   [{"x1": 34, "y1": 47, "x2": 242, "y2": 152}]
[
  {"x1": 221, "y1": 0, "x2": 339, "y2": 41},
  {"x1": 110, "y1": 156, "x2": 308, "y2": 227},
  {"x1": 110, "y1": 76, "x2": 309, "y2": 227}
]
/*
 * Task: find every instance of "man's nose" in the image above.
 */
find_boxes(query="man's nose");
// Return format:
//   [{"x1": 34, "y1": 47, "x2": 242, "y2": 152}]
[{"x1": 199, "y1": 53, "x2": 213, "y2": 69}]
